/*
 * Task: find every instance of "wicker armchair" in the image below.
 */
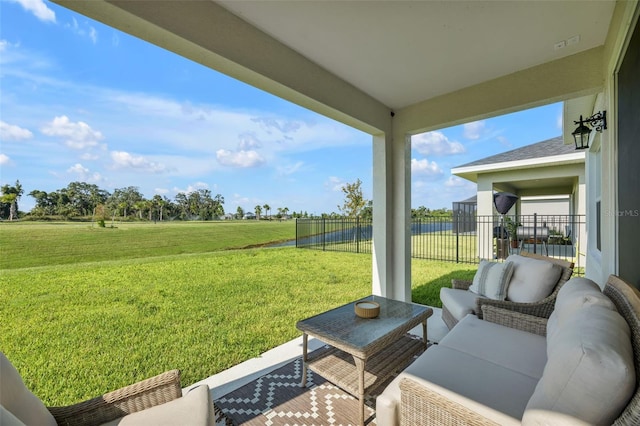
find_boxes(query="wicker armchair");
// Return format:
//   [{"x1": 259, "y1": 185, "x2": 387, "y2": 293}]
[
  {"x1": 0, "y1": 352, "x2": 214, "y2": 426},
  {"x1": 47, "y1": 370, "x2": 183, "y2": 426},
  {"x1": 442, "y1": 251, "x2": 574, "y2": 329}
]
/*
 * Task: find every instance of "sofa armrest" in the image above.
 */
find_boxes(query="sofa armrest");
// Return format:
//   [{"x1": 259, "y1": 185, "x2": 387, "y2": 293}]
[
  {"x1": 399, "y1": 378, "x2": 500, "y2": 426},
  {"x1": 451, "y1": 279, "x2": 472, "y2": 290},
  {"x1": 481, "y1": 305, "x2": 547, "y2": 336},
  {"x1": 474, "y1": 294, "x2": 557, "y2": 320},
  {"x1": 48, "y1": 370, "x2": 182, "y2": 426}
]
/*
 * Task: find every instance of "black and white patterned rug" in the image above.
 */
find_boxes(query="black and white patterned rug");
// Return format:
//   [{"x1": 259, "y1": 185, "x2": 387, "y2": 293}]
[{"x1": 214, "y1": 341, "x2": 428, "y2": 426}]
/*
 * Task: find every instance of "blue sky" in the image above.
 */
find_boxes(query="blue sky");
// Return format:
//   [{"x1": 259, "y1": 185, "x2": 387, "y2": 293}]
[{"x1": 1, "y1": 0, "x2": 564, "y2": 215}]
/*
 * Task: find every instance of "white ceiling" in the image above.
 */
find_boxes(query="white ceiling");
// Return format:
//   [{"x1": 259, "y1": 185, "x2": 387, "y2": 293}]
[{"x1": 218, "y1": 0, "x2": 616, "y2": 110}]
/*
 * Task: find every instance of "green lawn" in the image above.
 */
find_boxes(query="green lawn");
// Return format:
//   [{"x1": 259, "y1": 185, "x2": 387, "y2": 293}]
[
  {"x1": 0, "y1": 220, "x2": 295, "y2": 269},
  {"x1": 0, "y1": 221, "x2": 476, "y2": 406}
]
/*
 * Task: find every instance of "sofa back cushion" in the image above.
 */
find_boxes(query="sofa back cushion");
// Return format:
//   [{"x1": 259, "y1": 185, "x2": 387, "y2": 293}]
[
  {"x1": 523, "y1": 304, "x2": 635, "y2": 425},
  {"x1": 469, "y1": 260, "x2": 514, "y2": 300},
  {"x1": 0, "y1": 352, "x2": 57, "y2": 426},
  {"x1": 505, "y1": 255, "x2": 562, "y2": 303}
]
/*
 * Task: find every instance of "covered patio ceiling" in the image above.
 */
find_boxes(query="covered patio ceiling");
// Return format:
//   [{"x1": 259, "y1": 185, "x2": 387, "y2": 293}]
[{"x1": 54, "y1": 0, "x2": 615, "y2": 135}]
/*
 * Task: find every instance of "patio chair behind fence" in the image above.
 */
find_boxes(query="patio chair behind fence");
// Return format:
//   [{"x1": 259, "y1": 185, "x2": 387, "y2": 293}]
[{"x1": 295, "y1": 214, "x2": 585, "y2": 276}]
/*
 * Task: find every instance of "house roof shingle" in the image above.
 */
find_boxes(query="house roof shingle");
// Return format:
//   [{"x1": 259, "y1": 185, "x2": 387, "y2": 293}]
[{"x1": 454, "y1": 136, "x2": 574, "y2": 169}]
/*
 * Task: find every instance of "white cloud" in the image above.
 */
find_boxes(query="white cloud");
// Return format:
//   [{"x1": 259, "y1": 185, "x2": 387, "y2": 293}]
[
  {"x1": 326, "y1": 176, "x2": 344, "y2": 192},
  {"x1": 238, "y1": 133, "x2": 262, "y2": 150},
  {"x1": 277, "y1": 161, "x2": 305, "y2": 176},
  {"x1": 65, "y1": 17, "x2": 98, "y2": 44},
  {"x1": 89, "y1": 27, "x2": 98, "y2": 44},
  {"x1": 41, "y1": 116, "x2": 104, "y2": 149},
  {"x1": 444, "y1": 176, "x2": 473, "y2": 188},
  {"x1": 11, "y1": 0, "x2": 56, "y2": 23},
  {"x1": 173, "y1": 182, "x2": 209, "y2": 195},
  {"x1": 67, "y1": 163, "x2": 89, "y2": 175},
  {"x1": 80, "y1": 152, "x2": 100, "y2": 161},
  {"x1": 216, "y1": 149, "x2": 265, "y2": 168},
  {"x1": 0, "y1": 121, "x2": 33, "y2": 141},
  {"x1": 0, "y1": 154, "x2": 10, "y2": 165},
  {"x1": 412, "y1": 131, "x2": 464, "y2": 156},
  {"x1": 463, "y1": 121, "x2": 486, "y2": 140},
  {"x1": 110, "y1": 151, "x2": 168, "y2": 173},
  {"x1": 154, "y1": 188, "x2": 169, "y2": 195},
  {"x1": 411, "y1": 158, "x2": 443, "y2": 176},
  {"x1": 66, "y1": 163, "x2": 103, "y2": 183}
]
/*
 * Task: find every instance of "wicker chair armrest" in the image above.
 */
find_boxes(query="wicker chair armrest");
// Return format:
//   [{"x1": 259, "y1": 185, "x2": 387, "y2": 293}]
[
  {"x1": 451, "y1": 279, "x2": 473, "y2": 290},
  {"x1": 474, "y1": 294, "x2": 557, "y2": 320},
  {"x1": 399, "y1": 378, "x2": 500, "y2": 426},
  {"x1": 481, "y1": 305, "x2": 547, "y2": 336},
  {"x1": 48, "y1": 369, "x2": 182, "y2": 426}
]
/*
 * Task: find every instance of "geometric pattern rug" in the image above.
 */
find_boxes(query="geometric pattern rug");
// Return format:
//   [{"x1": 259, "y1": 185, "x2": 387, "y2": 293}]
[{"x1": 214, "y1": 341, "x2": 428, "y2": 426}]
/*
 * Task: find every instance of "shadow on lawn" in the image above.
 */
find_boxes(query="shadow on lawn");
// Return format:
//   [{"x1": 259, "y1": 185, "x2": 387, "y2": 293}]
[{"x1": 412, "y1": 269, "x2": 477, "y2": 308}]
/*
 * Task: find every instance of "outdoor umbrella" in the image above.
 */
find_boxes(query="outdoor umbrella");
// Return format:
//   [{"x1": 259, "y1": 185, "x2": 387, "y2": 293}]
[{"x1": 493, "y1": 192, "x2": 518, "y2": 243}]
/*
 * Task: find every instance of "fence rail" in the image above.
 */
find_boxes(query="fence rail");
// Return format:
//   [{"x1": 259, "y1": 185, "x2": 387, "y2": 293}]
[{"x1": 296, "y1": 214, "x2": 586, "y2": 275}]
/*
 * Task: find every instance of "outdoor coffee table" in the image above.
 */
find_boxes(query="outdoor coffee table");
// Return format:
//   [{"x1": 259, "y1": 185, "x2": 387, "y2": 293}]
[{"x1": 296, "y1": 295, "x2": 432, "y2": 426}]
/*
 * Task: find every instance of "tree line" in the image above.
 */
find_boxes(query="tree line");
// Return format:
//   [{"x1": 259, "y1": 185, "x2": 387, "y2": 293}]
[{"x1": 0, "y1": 179, "x2": 451, "y2": 222}]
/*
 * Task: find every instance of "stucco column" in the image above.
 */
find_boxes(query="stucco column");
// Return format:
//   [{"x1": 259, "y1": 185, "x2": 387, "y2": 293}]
[
  {"x1": 477, "y1": 176, "x2": 494, "y2": 260},
  {"x1": 372, "y1": 131, "x2": 412, "y2": 302}
]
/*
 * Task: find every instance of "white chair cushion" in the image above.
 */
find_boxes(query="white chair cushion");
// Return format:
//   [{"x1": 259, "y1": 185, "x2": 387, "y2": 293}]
[
  {"x1": 100, "y1": 384, "x2": 213, "y2": 426},
  {"x1": 505, "y1": 255, "x2": 562, "y2": 303},
  {"x1": 440, "y1": 287, "x2": 478, "y2": 322},
  {"x1": 0, "y1": 352, "x2": 57, "y2": 426},
  {"x1": 524, "y1": 305, "x2": 635, "y2": 425},
  {"x1": 469, "y1": 260, "x2": 514, "y2": 300}
]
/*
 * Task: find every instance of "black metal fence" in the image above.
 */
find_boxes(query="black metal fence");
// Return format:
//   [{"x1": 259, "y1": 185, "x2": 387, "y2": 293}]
[{"x1": 296, "y1": 214, "x2": 586, "y2": 275}]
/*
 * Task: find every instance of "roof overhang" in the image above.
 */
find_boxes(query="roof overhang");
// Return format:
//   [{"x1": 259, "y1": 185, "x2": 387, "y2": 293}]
[{"x1": 452, "y1": 151, "x2": 586, "y2": 184}]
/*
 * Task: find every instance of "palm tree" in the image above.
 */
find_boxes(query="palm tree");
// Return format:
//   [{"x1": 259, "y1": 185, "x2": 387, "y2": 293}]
[
  {"x1": 255, "y1": 205, "x2": 262, "y2": 220},
  {"x1": 263, "y1": 204, "x2": 270, "y2": 221},
  {"x1": 1, "y1": 180, "x2": 23, "y2": 221}
]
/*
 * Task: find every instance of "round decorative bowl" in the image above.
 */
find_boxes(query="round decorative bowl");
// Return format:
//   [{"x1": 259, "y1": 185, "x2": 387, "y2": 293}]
[{"x1": 354, "y1": 301, "x2": 380, "y2": 318}]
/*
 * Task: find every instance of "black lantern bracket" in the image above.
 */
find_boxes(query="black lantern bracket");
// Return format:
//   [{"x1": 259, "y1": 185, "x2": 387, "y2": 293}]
[{"x1": 572, "y1": 110, "x2": 607, "y2": 150}]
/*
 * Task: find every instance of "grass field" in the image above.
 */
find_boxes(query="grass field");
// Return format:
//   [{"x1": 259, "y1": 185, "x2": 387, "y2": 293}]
[
  {"x1": 0, "y1": 220, "x2": 296, "y2": 269},
  {"x1": 0, "y1": 221, "x2": 476, "y2": 406}
]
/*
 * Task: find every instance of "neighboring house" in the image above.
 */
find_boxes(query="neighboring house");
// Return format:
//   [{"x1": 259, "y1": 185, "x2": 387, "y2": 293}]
[
  {"x1": 221, "y1": 213, "x2": 234, "y2": 221},
  {"x1": 243, "y1": 212, "x2": 256, "y2": 220},
  {"x1": 49, "y1": 2, "x2": 640, "y2": 293},
  {"x1": 452, "y1": 136, "x2": 586, "y2": 261}
]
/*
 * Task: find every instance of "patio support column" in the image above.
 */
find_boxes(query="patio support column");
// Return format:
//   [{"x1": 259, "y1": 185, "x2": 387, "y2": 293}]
[
  {"x1": 477, "y1": 177, "x2": 494, "y2": 260},
  {"x1": 372, "y1": 131, "x2": 412, "y2": 302}
]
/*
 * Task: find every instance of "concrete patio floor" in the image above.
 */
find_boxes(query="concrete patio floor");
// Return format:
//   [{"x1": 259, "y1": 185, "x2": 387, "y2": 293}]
[{"x1": 184, "y1": 306, "x2": 448, "y2": 399}]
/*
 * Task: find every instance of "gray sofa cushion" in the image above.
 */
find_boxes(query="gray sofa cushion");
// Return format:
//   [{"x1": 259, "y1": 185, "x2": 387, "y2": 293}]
[
  {"x1": 0, "y1": 352, "x2": 57, "y2": 426},
  {"x1": 439, "y1": 315, "x2": 546, "y2": 379}
]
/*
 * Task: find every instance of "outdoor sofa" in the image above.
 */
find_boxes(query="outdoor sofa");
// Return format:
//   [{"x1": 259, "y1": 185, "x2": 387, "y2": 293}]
[
  {"x1": 376, "y1": 274, "x2": 640, "y2": 425},
  {"x1": 440, "y1": 251, "x2": 574, "y2": 329},
  {"x1": 0, "y1": 358, "x2": 214, "y2": 426}
]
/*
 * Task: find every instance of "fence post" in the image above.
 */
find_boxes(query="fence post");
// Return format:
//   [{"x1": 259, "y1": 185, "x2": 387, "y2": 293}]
[
  {"x1": 322, "y1": 218, "x2": 326, "y2": 251},
  {"x1": 456, "y1": 215, "x2": 460, "y2": 263},
  {"x1": 295, "y1": 218, "x2": 298, "y2": 248},
  {"x1": 356, "y1": 217, "x2": 360, "y2": 254},
  {"x1": 533, "y1": 213, "x2": 537, "y2": 254}
]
